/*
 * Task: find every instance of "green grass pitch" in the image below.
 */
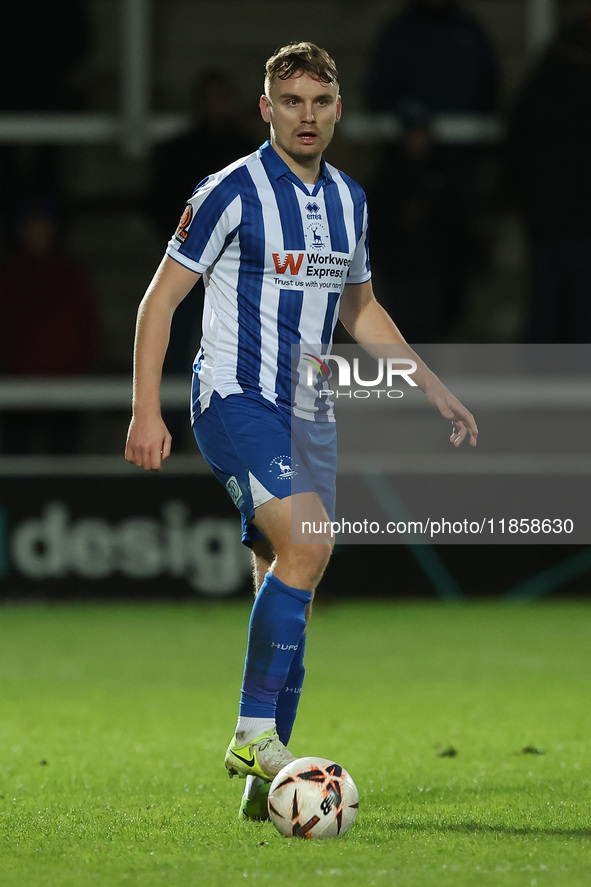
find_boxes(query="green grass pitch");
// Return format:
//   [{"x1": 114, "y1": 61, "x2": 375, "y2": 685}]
[{"x1": 0, "y1": 599, "x2": 590, "y2": 886}]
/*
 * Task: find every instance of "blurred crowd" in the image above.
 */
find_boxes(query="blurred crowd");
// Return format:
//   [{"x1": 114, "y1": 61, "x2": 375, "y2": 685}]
[{"x1": 2, "y1": 0, "x2": 591, "y2": 453}]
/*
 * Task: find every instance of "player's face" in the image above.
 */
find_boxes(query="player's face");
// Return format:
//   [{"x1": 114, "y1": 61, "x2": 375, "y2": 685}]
[{"x1": 260, "y1": 72, "x2": 341, "y2": 173}]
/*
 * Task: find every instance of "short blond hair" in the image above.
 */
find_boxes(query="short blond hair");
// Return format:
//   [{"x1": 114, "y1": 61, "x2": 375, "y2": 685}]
[{"x1": 264, "y1": 42, "x2": 339, "y2": 96}]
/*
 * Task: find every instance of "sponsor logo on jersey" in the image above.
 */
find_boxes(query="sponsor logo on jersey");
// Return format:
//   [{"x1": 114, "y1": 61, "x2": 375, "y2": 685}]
[
  {"x1": 272, "y1": 253, "x2": 304, "y2": 275},
  {"x1": 272, "y1": 252, "x2": 351, "y2": 278}
]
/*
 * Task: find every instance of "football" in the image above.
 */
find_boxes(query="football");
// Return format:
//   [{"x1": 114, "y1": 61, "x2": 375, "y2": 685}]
[{"x1": 267, "y1": 756, "x2": 359, "y2": 839}]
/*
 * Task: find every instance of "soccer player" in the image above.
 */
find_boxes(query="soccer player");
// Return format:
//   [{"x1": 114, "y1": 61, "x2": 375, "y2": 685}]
[{"x1": 125, "y1": 42, "x2": 478, "y2": 819}]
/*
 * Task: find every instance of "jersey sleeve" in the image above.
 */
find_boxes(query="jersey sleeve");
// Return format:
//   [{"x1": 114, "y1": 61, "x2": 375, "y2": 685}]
[
  {"x1": 166, "y1": 173, "x2": 242, "y2": 275},
  {"x1": 346, "y1": 195, "x2": 371, "y2": 285}
]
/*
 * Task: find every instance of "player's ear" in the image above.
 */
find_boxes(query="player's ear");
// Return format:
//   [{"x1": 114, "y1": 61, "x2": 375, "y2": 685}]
[
  {"x1": 259, "y1": 94, "x2": 271, "y2": 123},
  {"x1": 335, "y1": 96, "x2": 342, "y2": 124}
]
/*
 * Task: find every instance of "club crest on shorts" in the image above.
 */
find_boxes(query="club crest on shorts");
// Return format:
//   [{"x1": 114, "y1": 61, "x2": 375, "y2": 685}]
[{"x1": 269, "y1": 455, "x2": 298, "y2": 480}]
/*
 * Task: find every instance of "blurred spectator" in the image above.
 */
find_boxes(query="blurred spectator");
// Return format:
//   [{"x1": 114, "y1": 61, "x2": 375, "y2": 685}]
[
  {"x1": 0, "y1": 3, "x2": 93, "y2": 248},
  {"x1": 146, "y1": 70, "x2": 254, "y2": 447},
  {"x1": 0, "y1": 197, "x2": 101, "y2": 454},
  {"x1": 148, "y1": 69, "x2": 254, "y2": 241},
  {"x1": 366, "y1": 107, "x2": 479, "y2": 341},
  {"x1": 365, "y1": 0, "x2": 499, "y2": 341},
  {"x1": 504, "y1": 15, "x2": 591, "y2": 343},
  {"x1": 366, "y1": 0, "x2": 498, "y2": 118}
]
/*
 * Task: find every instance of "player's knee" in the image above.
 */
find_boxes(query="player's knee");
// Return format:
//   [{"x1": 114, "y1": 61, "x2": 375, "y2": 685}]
[
  {"x1": 309, "y1": 540, "x2": 333, "y2": 573},
  {"x1": 292, "y1": 540, "x2": 333, "y2": 587}
]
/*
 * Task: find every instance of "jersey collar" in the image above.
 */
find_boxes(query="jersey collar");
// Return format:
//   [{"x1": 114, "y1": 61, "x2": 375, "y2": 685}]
[{"x1": 259, "y1": 140, "x2": 331, "y2": 196}]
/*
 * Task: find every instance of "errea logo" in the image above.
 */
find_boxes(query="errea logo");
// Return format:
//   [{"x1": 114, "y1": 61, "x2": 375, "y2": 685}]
[{"x1": 305, "y1": 201, "x2": 322, "y2": 220}]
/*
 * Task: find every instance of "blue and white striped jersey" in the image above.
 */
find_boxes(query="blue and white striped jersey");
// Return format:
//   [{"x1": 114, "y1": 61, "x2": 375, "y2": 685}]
[{"x1": 166, "y1": 140, "x2": 371, "y2": 421}]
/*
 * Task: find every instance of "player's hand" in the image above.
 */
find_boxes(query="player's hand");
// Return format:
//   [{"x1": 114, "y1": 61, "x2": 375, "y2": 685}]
[
  {"x1": 447, "y1": 409, "x2": 478, "y2": 447},
  {"x1": 425, "y1": 381, "x2": 478, "y2": 448},
  {"x1": 125, "y1": 413, "x2": 172, "y2": 470}
]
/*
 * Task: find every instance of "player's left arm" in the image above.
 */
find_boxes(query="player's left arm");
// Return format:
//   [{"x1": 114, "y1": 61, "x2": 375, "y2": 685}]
[{"x1": 339, "y1": 279, "x2": 478, "y2": 447}]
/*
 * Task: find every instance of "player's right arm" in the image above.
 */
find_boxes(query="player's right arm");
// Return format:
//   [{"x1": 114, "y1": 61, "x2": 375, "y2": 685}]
[{"x1": 125, "y1": 255, "x2": 201, "y2": 470}]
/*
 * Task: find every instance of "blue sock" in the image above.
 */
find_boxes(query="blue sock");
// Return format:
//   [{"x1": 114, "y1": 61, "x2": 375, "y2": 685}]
[
  {"x1": 275, "y1": 632, "x2": 306, "y2": 745},
  {"x1": 239, "y1": 573, "x2": 311, "y2": 719}
]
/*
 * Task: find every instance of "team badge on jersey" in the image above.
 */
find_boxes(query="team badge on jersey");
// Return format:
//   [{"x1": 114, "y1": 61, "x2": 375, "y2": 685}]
[
  {"x1": 307, "y1": 223, "x2": 326, "y2": 249},
  {"x1": 174, "y1": 204, "x2": 193, "y2": 243}
]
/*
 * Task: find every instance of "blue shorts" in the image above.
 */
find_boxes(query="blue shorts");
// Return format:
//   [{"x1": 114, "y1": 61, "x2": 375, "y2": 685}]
[{"x1": 192, "y1": 390, "x2": 337, "y2": 547}]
